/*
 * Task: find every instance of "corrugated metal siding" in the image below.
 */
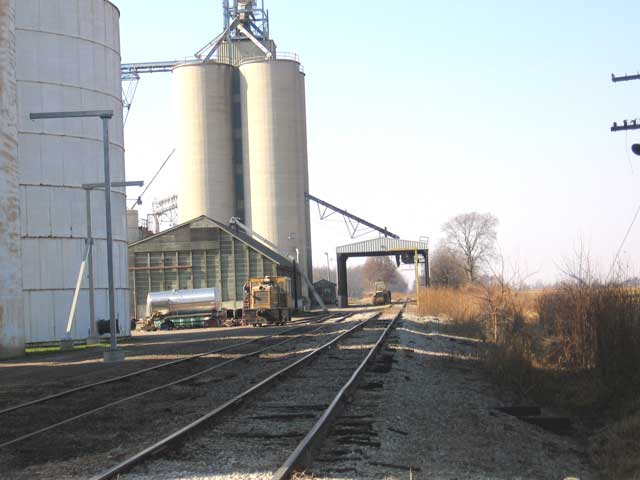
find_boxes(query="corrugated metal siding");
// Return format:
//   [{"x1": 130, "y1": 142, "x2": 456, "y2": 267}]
[
  {"x1": 336, "y1": 238, "x2": 429, "y2": 254},
  {"x1": 16, "y1": 0, "x2": 129, "y2": 342},
  {"x1": 129, "y1": 221, "x2": 283, "y2": 315},
  {"x1": 0, "y1": 0, "x2": 25, "y2": 357}
]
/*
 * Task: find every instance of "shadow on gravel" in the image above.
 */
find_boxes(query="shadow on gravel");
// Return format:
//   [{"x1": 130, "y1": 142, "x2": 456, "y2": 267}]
[{"x1": 0, "y1": 324, "x2": 302, "y2": 408}]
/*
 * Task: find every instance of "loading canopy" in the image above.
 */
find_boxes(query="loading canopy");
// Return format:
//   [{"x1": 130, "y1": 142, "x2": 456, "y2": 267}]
[{"x1": 336, "y1": 238, "x2": 430, "y2": 308}]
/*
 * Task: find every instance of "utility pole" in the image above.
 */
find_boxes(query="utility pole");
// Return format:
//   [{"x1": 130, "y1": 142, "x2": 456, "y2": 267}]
[{"x1": 611, "y1": 71, "x2": 640, "y2": 133}]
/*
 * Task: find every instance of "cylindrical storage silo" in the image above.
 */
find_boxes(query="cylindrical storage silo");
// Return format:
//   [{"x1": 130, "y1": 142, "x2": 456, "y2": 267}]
[
  {"x1": 174, "y1": 63, "x2": 235, "y2": 224},
  {"x1": 296, "y1": 71, "x2": 313, "y2": 282},
  {"x1": 239, "y1": 59, "x2": 312, "y2": 292},
  {"x1": 15, "y1": 0, "x2": 129, "y2": 342},
  {"x1": 0, "y1": 0, "x2": 25, "y2": 358}
]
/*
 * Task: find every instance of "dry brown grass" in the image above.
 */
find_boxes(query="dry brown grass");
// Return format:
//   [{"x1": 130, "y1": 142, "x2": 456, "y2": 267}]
[
  {"x1": 590, "y1": 409, "x2": 640, "y2": 480},
  {"x1": 417, "y1": 283, "x2": 640, "y2": 479},
  {"x1": 417, "y1": 286, "x2": 483, "y2": 321},
  {"x1": 417, "y1": 285, "x2": 539, "y2": 339}
]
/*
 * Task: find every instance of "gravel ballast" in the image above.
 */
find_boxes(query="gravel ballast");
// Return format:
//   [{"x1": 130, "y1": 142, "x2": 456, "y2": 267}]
[{"x1": 302, "y1": 312, "x2": 593, "y2": 480}]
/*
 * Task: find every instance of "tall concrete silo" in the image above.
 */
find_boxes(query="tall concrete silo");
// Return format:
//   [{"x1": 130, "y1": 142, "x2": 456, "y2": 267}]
[
  {"x1": 174, "y1": 63, "x2": 236, "y2": 224},
  {"x1": 15, "y1": 0, "x2": 129, "y2": 342},
  {"x1": 0, "y1": 0, "x2": 25, "y2": 358},
  {"x1": 239, "y1": 59, "x2": 312, "y2": 282},
  {"x1": 297, "y1": 72, "x2": 313, "y2": 281}
]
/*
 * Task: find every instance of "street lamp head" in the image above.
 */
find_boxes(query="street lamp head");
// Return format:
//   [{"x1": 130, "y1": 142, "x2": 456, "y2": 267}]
[{"x1": 632, "y1": 144, "x2": 640, "y2": 156}]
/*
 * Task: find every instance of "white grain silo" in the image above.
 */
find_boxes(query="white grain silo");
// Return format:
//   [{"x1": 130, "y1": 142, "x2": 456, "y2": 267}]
[
  {"x1": 297, "y1": 71, "x2": 313, "y2": 280},
  {"x1": 174, "y1": 63, "x2": 236, "y2": 224},
  {"x1": 239, "y1": 58, "x2": 312, "y2": 283},
  {"x1": 15, "y1": 0, "x2": 129, "y2": 342},
  {"x1": 0, "y1": 0, "x2": 25, "y2": 358}
]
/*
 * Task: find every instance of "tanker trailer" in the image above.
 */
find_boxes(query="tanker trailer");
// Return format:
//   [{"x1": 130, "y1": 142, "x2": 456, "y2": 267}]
[{"x1": 143, "y1": 288, "x2": 223, "y2": 330}]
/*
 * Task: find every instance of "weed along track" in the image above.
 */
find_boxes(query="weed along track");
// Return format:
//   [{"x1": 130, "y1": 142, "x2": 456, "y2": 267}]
[
  {"x1": 79, "y1": 306, "x2": 404, "y2": 480},
  {"x1": 0, "y1": 313, "x2": 370, "y2": 479}
]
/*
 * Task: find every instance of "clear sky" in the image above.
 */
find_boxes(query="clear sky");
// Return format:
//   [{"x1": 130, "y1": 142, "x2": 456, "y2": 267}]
[{"x1": 118, "y1": 0, "x2": 640, "y2": 283}]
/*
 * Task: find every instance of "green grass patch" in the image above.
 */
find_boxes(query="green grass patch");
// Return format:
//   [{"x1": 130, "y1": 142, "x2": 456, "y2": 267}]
[{"x1": 25, "y1": 343, "x2": 109, "y2": 356}]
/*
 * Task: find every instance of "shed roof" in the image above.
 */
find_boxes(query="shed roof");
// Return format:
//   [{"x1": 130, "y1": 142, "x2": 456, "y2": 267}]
[
  {"x1": 129, "y1": 216, "x2": 293, "y2": 267},
  {"x1": 336, "y1": 238, "x2": 429, "y2": 255}
]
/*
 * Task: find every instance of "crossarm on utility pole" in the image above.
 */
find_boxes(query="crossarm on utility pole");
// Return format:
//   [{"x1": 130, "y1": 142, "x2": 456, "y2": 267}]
[{"x1": 612, "y1": 73, "x2": 640, "y2": 83}]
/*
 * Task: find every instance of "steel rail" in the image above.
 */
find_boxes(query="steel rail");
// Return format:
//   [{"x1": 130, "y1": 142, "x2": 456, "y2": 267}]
[
  {"x1": 0, "y1": 313, "x2": 334, "y2": 416},
  {"x1": 272, "y1": 304, "x2": 406, "y2": 480},
  {"x1": 0, "y1": 314, "x2": 352, "y2": 450},
  {"x1": 90, "y1": 312, "x2": 382, "y2": 480}
]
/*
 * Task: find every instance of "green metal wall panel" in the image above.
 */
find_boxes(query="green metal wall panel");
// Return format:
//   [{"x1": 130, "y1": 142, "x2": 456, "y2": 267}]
[
  {"x1": 178, "y1": 251, "x2": 192, "y2": 289},
  {"x1": 220, "y1": 232, "x2": 234, "y2": 302},
  {"x1": 234, "y1": 239, "x2": 249, "y2": 299},
  {"x1": 192, "y1": 250, "x2": 205, "y2": 289},
  {"x1": 164, "y1": 252, "x2": 178, "y2": 290},
  {"x1": 129, "y1": 221, "x2": 290, "y2": 316}
]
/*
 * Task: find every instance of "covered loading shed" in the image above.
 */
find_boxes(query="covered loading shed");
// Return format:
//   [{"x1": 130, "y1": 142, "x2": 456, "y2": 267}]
[
  {"x1": 336, "y1": 238, "x2": 430, "y2": 308},
  {"x1": 128, "y1": 216, "x2": 297, "y2": 319}
]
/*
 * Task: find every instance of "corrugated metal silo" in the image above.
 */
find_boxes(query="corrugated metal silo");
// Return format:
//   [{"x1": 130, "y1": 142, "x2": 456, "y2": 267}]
[
  {"x1": 174, "y1": 63, "x2": 236, "y2": 224},
  {"x1": 15, "y1": 0, "x2": 129, "y2": 342},
  {"x1": 0, "y1": 0, "x2": 25, "y2": 358},
  {"x1": 239, "y1": 59, "x2": 312, "y2": 287}
]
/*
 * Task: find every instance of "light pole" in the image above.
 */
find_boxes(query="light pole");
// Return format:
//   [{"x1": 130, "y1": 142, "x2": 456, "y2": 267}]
[
  {"x1": 82, "y1": 181, "x2": 143, "y2": 344},
  {"x1": 30, "y1": 110, "x2": 124, "y2": 362}
]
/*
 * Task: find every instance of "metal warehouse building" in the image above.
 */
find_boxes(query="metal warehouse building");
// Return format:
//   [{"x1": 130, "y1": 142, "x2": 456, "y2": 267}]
[{"x1": 128, "y1": 216, "x2": 296, "y2": 319}]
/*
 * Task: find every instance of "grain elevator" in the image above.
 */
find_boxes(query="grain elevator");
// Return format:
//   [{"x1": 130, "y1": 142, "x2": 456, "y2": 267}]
[
  {"x1": 175, "y1": 0, "x2": 313, "y2": 294},
  {"x1": 0, "y1": 0, "x2": 129, "y2": 356},
  {"x1": 0, "y1": 0, "x2": 314, "y2": 356}
]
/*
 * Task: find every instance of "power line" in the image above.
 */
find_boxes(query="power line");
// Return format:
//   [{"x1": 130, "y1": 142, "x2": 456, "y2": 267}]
[
  {"x1": 608, "y1": 200, "x2": 640, "y2": 280},
  {"x1": 129, "y1": 148, "x2": 176, "y2": 209}
]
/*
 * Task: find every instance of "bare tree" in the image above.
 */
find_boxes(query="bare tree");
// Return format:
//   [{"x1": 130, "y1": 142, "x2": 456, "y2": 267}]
[
  {"x1": 442, "y1": 212, "x2": 498, "y2": 282},
  {"x1": 362, "y1": 256, "x2": 407, "y2": 292},
  {"x1": 430, "y1": 243, "x2": 468, "y2": 287}
]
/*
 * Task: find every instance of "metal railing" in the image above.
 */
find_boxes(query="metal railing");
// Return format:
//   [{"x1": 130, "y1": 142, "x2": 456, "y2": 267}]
[{"x1": 238, "y1": 51, "x2": 304, "y2": 72}]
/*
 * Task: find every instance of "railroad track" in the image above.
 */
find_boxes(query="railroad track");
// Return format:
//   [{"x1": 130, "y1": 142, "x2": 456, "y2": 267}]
[
  {"x1": 0, "y1": 312, "x2": 376, "y2": 479},
  {"x1": 0, "y1": 312, "x2": 333, "y2": 408},
  {"x1": 85, "y1": 304, "x2": 405, "y2": 480},
  {"x1": 0, "y1": 312, "x2": 334, "y2": 415},
  {"x1": 0, "y1": 313, "x2": 344, "y2": 448}
]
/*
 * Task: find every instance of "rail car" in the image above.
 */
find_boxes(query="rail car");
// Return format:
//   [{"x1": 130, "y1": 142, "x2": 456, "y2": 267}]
[
  {"x1": 143, "y1": 288, "x2": 224, "y2": 330},
  {"x1": 243, "y1": 276, "x2": 292, "y2": 326}
]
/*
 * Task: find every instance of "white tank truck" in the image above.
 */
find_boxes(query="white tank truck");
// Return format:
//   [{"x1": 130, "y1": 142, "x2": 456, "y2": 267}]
[{"x1": 142, "y1": 288, "x2": 224, "y2": 331}]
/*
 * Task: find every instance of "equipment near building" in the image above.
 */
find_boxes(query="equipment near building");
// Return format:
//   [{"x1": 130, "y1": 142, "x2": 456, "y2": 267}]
[
  {"x1": 372, "y1": 281, "x2": 392, "y2": 306},
  {"x1": 143, "y1": 288, "x2": 223, "y2": 331},
  {"x1": 243, "y1": 277, "x2": 292, "y2": 326}
]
